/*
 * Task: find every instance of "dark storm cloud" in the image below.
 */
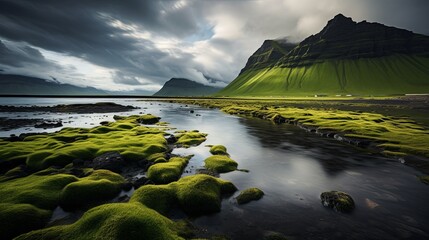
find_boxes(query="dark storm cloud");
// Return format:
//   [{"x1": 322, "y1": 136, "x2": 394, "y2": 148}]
[{"x1": 0, "y1": 0, "x2": 428, "y2": 90}]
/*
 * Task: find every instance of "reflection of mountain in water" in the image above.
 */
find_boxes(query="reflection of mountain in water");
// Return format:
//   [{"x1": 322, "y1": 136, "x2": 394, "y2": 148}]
[{"x1": 237, "y1": 117, "x2": 385, "y2": 176}]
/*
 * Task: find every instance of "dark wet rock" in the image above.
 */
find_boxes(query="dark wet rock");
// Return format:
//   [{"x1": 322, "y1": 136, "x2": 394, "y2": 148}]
[
  {"x1": 117, "y1": 195, "x2": 130, "y2": 203},
  {"x1": 190, "y1": 110, "x2": 194, "y2": 113},
  {"x1": 195, "y1": 168, "x2": 219, "y2": 177},
  {"x1": 271, "y1": 114, "x2": 286, "y2": 124},
  {"x1": 122, "y1": 182, "x2": 133, "y2": 191},
  {"x1": 34, "y1": 120, "x2": 63, "y2": 129},
  {"x1": 68, "y1": 168, "x2": 86, "y2": 178},
  {"x1": 99, "y1": 121, "x2": 110, "y2": 126},
  {"x1": 0, "y1": 118, "x2": 43, "y2": 131},
  {"x1": 133, "y1": 177, "x2": 153, "y2": 189},
  {"x1": 321, "y1": 191, "x2": 355, "y2": 212},
  {"x1": 166, "y1": 135, "x2": 177, "y2": 144},
  {"x1": 72, "y1": 158, "x2": 85, "y2": 167},
  {"x1": 6, "y1": 134, "x2": 21, "y2": 142},
  {"x1": 92, "y1": 152, "x2": 125, "y2": 173}
]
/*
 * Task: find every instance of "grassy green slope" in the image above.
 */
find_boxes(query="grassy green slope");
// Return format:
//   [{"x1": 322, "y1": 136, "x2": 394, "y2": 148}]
[{"x1": 217, "y1": 55, "x2": 429, "y2": 96}]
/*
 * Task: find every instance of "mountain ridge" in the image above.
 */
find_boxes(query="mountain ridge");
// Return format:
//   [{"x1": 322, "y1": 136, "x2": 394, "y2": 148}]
[
  {"x1": 217, "y1": 14, "x2": 429, "y2": 96},
  {"x1": 153, "y1": 78, "x2": 222, "y2": 97}
]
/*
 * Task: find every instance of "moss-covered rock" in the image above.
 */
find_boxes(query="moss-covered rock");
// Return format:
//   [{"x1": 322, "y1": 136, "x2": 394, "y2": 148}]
[
  {"x1": 136, "y1": 114, "x2": 161, "y2": 124},
  {"x1": 236, "y1": 188, "x2": 264, "y2": 204},
  {"x1": 147, "y1": 156, "x2": 191, "y2": 184},
  {"x1": 204, "y1": 155, "x2": 238, "y2": 173},
  {"x1": 209, "y1": 145, "x2": 228, "y2": 155},
  {"x1": 0, "y1": 203, "x2": 52, "y2": 240},
  {"x1": 15, "y1": 203, "x2": 188, "y2": 240},
  {"x1": 0, "y1": 114, "x2": 168, "y2": 171},
  {"x1": 60, "y1": 170, "x2": 125, "y2": 209},
  {"x1": 419, "y1": 176, "x2": 429, "y2": 184},
  {"x1": 320, "y1": 191, "x2": 355, "y2": 212},
  {"x1": 0, "y1": 173, "x2": 78, "y2": 209},
  {"x1": 175, "y1": 130, "x2": 207, "y2": 148},
  {"x1": 131, "y1": 174, "x2": 237, "y2": 216}
]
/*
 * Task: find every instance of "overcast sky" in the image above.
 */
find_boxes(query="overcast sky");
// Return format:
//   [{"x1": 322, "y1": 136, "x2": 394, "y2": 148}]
[{"x1": 1, "y1": 0, "x2": 428, "y2": 93}]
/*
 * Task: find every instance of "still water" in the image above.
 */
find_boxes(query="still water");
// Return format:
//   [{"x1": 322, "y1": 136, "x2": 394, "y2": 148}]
[{"x1": 1, "y1": 97, "x2": 429, "y2": 240}]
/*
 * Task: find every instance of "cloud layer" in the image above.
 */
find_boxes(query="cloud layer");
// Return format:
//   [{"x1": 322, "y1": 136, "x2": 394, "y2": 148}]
[{"x1": 0, "y1": 0, "x2": 428, "y2": 92}]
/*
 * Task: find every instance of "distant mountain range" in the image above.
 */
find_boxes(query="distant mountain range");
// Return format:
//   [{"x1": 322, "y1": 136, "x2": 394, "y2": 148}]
[
  {"x1": 217, "y1": 14, "x2": 429, "y2": 96},
  {"x1": 153, "y1": 78, "x2": 222, "y2": 97},
  {"x1": 0, "y1": 74, "x2": 153, "y2": 96}
]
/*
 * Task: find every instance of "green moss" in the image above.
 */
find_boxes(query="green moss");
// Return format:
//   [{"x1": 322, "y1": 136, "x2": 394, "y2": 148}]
[
  {"x1": 419, "y1": 176, "x2": 429, "y2": 185},
  {"x1": 176, "y1": 131, "x2": 208, "y2": 148},
  {"x1": 15, "y1": 203, "x2": 186, "y2": 240},
  {"x1": 0, "y1": 173, "x2": 78, "y2": 209},
  {"x1": 209, "y1": 145, "x2": 228, "y2": 155},
  {"x1": 236, "y1": 188, "x2": 264, "y2": 204},
  {"x1": 320, "y1": 191, "x2": 355, "y2": 212},
  {"x1": 60, "y1": 170, "x2": 125, "y2": 209},
  {"x1": 204, "y1": 155, "x2": 238, "y2": 173},
  {"x1": 0, "y1": 203, "x2": 52, "y2": 240},
  {"x1": 131, "y1": 174, "x2": 237, "y2": 216},
  {"x1": 147, "y1": 156, "x2": 191, "y2": 184},
  {"x1": 0, "y1": 114, "x2": 168, "y2": 171}
]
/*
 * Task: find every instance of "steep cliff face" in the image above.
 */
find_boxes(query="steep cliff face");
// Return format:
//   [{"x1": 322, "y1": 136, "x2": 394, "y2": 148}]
[
  {"x1": 153, "y1": 78, "x2": 222, "y2": 97},
  {"x1": 217, "y1": 14, "x2": 429, "y2": 96}
]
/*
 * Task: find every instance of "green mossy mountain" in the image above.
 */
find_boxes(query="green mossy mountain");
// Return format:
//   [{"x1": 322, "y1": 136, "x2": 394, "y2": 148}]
[
  {"x1": 217, "y1": 14, "x2": 429, "y2": 96},
  {"x1": 153, "y1": 78, "x2": 222, "y2": 97}
]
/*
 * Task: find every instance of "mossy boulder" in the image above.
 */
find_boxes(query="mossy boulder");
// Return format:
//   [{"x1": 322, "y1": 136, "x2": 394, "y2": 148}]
[
  {"x1": 236, "y1": 188, "x2": 264, "y2": 204},
  {"x1": 204, "y1": 155, "x2": 238, "y2": 173},
  {"x1": 0, "y1": 114, "x2": 168, "y2": 171},
  {"x1": 175, "y1": 131, "x2": 207, "y2": 147},
  {"x1": 60, "y1": 170, "x2": 125, "y2": 210},
  {"x1": 320, "y1": 191, "x2": 355, "y2": 212},
  {"x1": 0, "y1": 203, "x2": 52, "y2": 240},
  {"x1": 136, "y1": 114, "x2": 161, "y2": 124},
  {"x1": 15, "y1": 203, "x2": 188, "y2": 240},
  {"x1": 147, "y1": 156, "x2": 190, "y2": 184},
  {"x1": 0, "y1": 173, "x2": 78, "y2": 209},
  {"x1": 131, "y1": 174, "x2": 237, "y2": 216},
  {"x1": 209, "y1": 145, "x2": 228, "y2": 155}
]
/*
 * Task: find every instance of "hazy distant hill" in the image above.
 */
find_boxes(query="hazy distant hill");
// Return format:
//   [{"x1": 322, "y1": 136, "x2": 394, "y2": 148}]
[
  {"x1": 153, "y1": 78, "x2": 222, "y2": 97},
  {"x1": 0, "y1": 74, "x2": 107, "y2": 95},
  {"x1": 217, "y1": 14, "x2": 429, "y2": 96}
]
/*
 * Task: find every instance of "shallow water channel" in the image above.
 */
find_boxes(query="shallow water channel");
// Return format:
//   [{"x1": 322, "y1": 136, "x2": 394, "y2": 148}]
[{"x1": 1, "y1": 97, "x2": 429, "y2": 240}]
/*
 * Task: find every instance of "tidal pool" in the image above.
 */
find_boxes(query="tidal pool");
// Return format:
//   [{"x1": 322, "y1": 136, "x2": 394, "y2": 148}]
[{"x1": 1, "y1": 97, "x2": 428, "y2": 240}]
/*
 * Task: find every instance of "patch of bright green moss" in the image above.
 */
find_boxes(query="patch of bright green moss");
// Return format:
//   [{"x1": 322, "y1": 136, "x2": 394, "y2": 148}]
[
  {"x1": 147, "y1": 156, "x2": 191, "y2": 184},
  {"x1": 236, "y1": 188, "x2": 264, "y2": 204},
  {"x1": 204, "y1": 155, "x2": 238, "y2": 173},
  {"x1": 131, "y1": 174, "x2": 237, "y2": 216},
  {"x1": 209, "y1": 145, "x2": 228, "y2": 155},
  {"x1": 0, "y1": 203, "x2": 52, "y2": 240},
  {"x1": 175, "y1": 130, "x2": 208, "y2": 148},
  {"x1": 15, "y1": 202, "x2": 187, "y2": 240},
  {"x1": 0, "y1": 114, "x2": 168, "y2": 171},
  {"x1": 60, "y1": 170, "x2": 125, "y2": 209},
  {"x1": 0, "y1": 173, "x2": 78, "y2": 209}
]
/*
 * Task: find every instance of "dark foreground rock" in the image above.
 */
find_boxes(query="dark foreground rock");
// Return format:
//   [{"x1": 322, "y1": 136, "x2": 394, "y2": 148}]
[
  {"x1": 34, "y1": 120, "x2": 63, "y2": 129},
  {"x1": 92, "y1": 152, "x2": 125, "y2": 173},
  {"x1": 321, "y1": 191, "x2": 355, "y2": 212}
]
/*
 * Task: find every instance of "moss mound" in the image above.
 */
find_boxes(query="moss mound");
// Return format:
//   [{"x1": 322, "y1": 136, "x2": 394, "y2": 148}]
[
  {"x1": 0, "y1": 203, "x2": 52, "y2": 240},
  {"x1": 0, "y1": 173, "x2": 78, "y2": 209},
  {"x1": 0, "y1": 114, "x2": 168, "y2": 171},
  {"x1": 131, "y1": 174, "x2": 237, "y2": 216},
  {"x1": 320, "y1": 191, "x2": 355, "y2": 212},
  {"x1": 15, "y1": 203, "x2": 187, "y2": 240},
  {"x1": 175, "y1": 131, "x2": 207, "y2": 147},
  {"x1": 204, "y1": 155, "x2": 238, "y2": 173},
  {"x1": 209, "y1": 145, "x2": 228, "y2": 155},
  {"x1": 236, "y1": 188, "x2": 264, "y2": 204},
  {"x1": 60, "y1": 170, "x2": 125, "y2": 209},
  {"x1": 147, "y1": 156, "x2": 191, "y2": 184}
]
